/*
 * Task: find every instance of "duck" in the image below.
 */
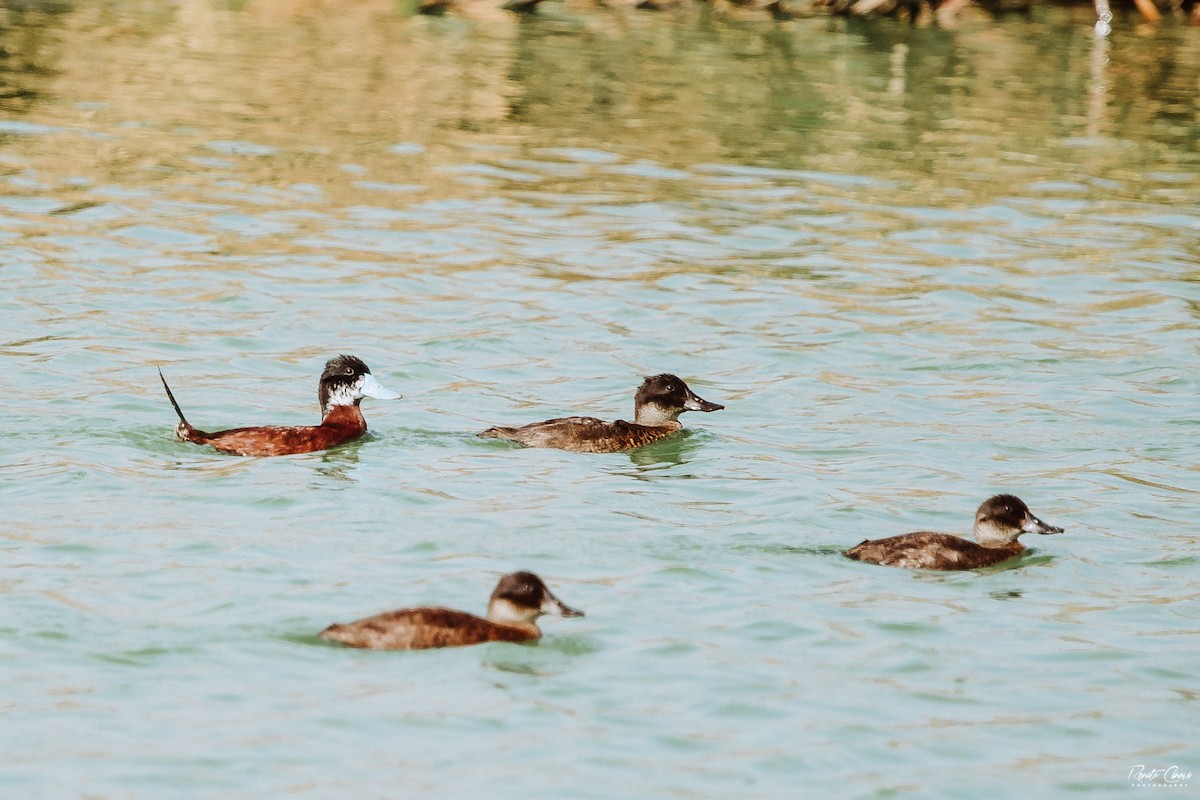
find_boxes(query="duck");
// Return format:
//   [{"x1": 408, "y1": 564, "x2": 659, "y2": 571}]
[
  {"x1": 844, "y1": 494, "x2": 1064, "y2": 570},
  {"x1": 478, "y1": 373, "x2": 724, "y2": 453},
  {"x1": 158, "y1": 354, "x2": 400, "y2": 457},
  {"x1": 319, "y1": 571, "x2": 584, "y2": 650}
]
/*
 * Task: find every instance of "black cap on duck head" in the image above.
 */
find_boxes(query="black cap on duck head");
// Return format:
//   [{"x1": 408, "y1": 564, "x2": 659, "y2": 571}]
[
  {"x1": 635, "y1": 374, "x2": 724, "y2": 416},
  {"x1": 975, "y1": 494, "x2": 1064, "y2": 544},
  {"x1": 488, "y1": 571, "x2": 584, "y2": 624},
  {"x1": 318, "y1": 354, "x2": 402, "y2": 414}
]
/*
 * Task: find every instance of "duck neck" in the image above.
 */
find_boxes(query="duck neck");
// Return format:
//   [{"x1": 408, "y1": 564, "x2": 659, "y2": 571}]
[
  {"x1": 321, "y1": 403, "x2": 367, "y2": 432},
  {"x1": 633, "y1": 403, "x2": 682, "y2": 428},
  {"x1": 486, "y1": 598, "x2": 540, "y2": 633},
  {"x1": 974, "y1": 520, "x2": 1022, "y2": 549}
]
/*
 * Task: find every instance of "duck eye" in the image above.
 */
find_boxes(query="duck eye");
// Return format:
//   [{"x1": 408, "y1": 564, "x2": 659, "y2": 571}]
[{"x1": 344, "y1": 367, "x2": 354, "y2": 376}]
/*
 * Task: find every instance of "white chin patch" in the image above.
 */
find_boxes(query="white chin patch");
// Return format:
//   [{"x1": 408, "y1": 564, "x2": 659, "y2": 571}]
[
  {"x1": 325, "y1": 384, "x2": 358, "y2": 408},
  {"x1": 491, "y1": 598, "x2": 536, "y2": 625}
]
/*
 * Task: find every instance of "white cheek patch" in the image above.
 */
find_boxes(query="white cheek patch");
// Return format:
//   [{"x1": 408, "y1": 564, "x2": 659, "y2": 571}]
[
  {"x1": 637, "y1": 403, "x2": 682, "y2": 426},
  {"x1": 976, "y1": 520, "x2": 1021, "y2": 546},
  {"x1": 324, "y1": 380, "x2": 359, "y2": 409},
  {"x1": 489, "y1": 598, "x2": 538, "y2": 625}
]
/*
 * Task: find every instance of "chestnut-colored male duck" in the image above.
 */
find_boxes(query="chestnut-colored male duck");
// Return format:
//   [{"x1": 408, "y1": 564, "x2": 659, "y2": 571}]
[
  {"x1": 844, "y1": 494, "x2": 1064, "y2": 570},
  {"x1": 159, "y1": 354, "x2": 400, "y2": 457},
  {"x1": 319, "y1": 572, "x2": 583, "y2": 650},
  {"x1": 478, "y1": 373, "x2": 724, "y2": 453}
]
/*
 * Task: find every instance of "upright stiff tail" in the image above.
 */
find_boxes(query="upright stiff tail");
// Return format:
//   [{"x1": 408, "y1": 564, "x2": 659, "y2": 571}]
[{"x1": 158, "y1": 367, "x2": 194, "y2": 439}]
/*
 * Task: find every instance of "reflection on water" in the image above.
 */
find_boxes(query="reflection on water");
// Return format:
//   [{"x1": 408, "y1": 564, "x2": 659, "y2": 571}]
[
  {"x1": 314, "y1": 443, "x2": 363, "y2": 484},
  {"x1": 0, "y1": 3, "x2": 1197, "y2": 800},
  {"x1": 625, "y1": 431, "x2": 708, "y2": 471},
  {"x1": 0, "y1": 4, "x2": 1192, "y2": 188},
  {"x1": 1088, "y1": 29, "x2": 1110, "y2": 139}
]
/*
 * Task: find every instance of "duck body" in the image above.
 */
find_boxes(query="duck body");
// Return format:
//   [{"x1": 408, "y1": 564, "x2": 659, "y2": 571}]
[
  {"x1": 159, "y1": 354, "x2": 400, "y2": 457},
  {"x1": 845, "y1": 532, "x2": 1026, "y2": 570},
  {"x1": 480, "y1": 416, "x2": 684, "y2": 453},
  {"x1": 479, "y1": 374, "x2": 723, "y2": 454},
  {"x1": 320, "y1": 607, "x2": 541, "y2": 650},
  {"x1": 320, "y1": 571, "x2": 583, "y2": 652},
  {"x1": 844, "y1": 494, "x2": 1064, "y2": 571},
  {"x1": 170, "y1": 405, "x2": 368, "y2": 458}
]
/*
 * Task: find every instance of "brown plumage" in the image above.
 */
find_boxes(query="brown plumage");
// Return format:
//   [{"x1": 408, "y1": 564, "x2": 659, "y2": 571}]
[
  {"x1": 844, "y1": 494, "x2": 1064, "y2": 571},
  {"x1": 479, "y1": 373, "x2": 723, "y2": 453},
  {"x1": 501, "y1": 0, "x2": 544, "y2": 12},
  {"x1": 320, "y1": 607, "x2": 540, "y2": 650},
  {"x1": 319, "y1": 571, "x2": 584, "y2": 651},
  {"x1": 481, "y1": 416, "x2": 684, "y2": 453},
  {"x1": 159, "y1": 355, "x2": 400, "y2": 458},
  {"x1": 845, "y1": 533, "x2": 1026, "y2": 570},
  {"x1": 168, "y1": 405, "x2": 368, "y2": 458}
]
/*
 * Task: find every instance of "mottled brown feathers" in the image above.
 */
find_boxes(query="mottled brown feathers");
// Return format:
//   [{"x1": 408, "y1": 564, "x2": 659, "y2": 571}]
[
  {"x1": 478, "y1": 373, "x2": 722, "y2": 453},
  {"x1": 320, "y1": 607, "x2": 539, "y2": 650},
  {"x1": 320, "y1": 572, "x2": 582, "y2": 651},
  {"x1": 844, "y1": 495, "x2": 1063, "y2": 571},
  {"x1": 479, "y1": 416, "x2": 681, "y2": 453},
  {"x1": 845, "y1": 532, "x2": 1025, "y2": 571}
]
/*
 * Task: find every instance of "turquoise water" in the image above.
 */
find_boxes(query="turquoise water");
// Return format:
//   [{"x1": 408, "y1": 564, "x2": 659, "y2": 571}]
[{"x1": 2, "y1": 3, "x2": 1198, "y2": 798}]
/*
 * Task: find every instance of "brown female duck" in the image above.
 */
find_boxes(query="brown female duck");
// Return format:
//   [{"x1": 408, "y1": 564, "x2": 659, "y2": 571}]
[
  {"x1": 319, "y1": 571, "x2": 583, "y2": 650},
  {"x1": 845, "y1": 494, "x2": 1064, "y2": 570},
  {"x1": 478, "y1": 373, "x2": 724, "y2": 453}
]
